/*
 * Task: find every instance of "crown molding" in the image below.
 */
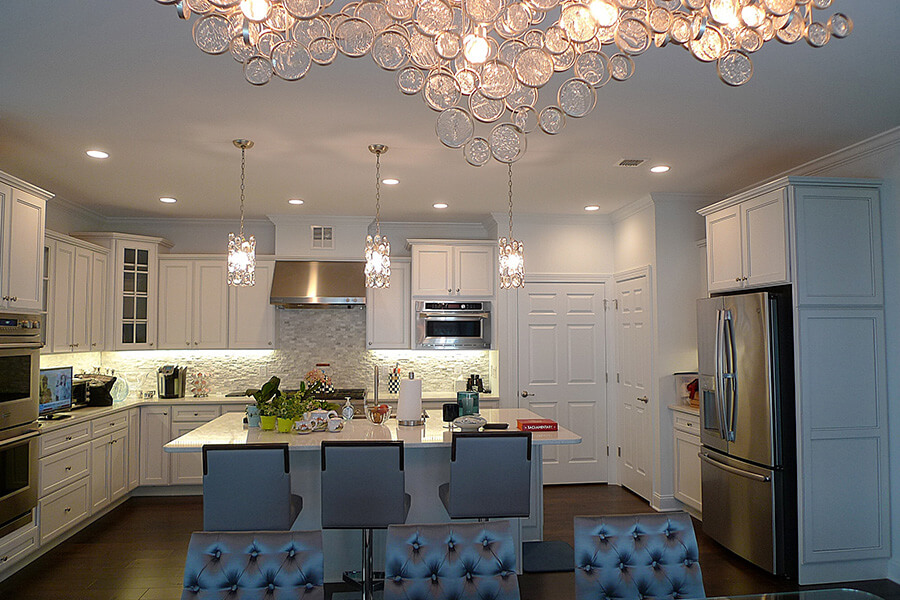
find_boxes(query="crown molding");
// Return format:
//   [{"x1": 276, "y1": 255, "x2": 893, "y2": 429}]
[
  {"x1": 611, "y1": 196, "x2": 654, "y2": 224},
  {"x1": 0, "y1": 170, "x2": 54, "y2": 200},
  {"x1": 491, "y1": 211, "x2": 612, "y2": 226}
]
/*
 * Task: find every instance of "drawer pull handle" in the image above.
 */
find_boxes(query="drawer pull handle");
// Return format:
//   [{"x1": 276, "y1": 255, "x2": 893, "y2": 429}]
[
  {"x1": 64, "y1": 507, "x2": 71, "y2": 513},
  {"x1": 65, "y1": 466, "x2": 72, "y2": 471},
  {"x1": 65, "y1": 436, "x2": 72, "y2": 441},
  {"x1": 0, "y1": 555, "x2": 8, "y2": 562},
  {"x1": 194, "y1": 413, "x2": 199, "y2": 416}
]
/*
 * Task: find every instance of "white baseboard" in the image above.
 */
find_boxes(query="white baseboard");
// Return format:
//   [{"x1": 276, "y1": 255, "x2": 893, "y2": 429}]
[
  {"x1": 651, "y1": 492, "x2": 682, "y2": 512},
  {"x1": 798, "y1": 558, "x2": 889, "y2": 585},
  {"x1": 886, "y1": 558, "x2": 900, "y2": 584}
]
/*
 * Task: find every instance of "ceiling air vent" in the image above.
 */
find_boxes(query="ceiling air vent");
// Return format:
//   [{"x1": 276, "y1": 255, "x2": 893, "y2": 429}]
[
  {"x1": 617, "y1": 158, "x2": 646, "y2": 167},
  {"x1": 311, "y1": 225, "x2": 334, "y2": 249}
]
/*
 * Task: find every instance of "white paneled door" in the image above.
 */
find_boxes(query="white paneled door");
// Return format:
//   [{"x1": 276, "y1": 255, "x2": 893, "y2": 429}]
[
  {"x1": 615, "y1": 272, "x2": 652, "y2": 500},
  {"x1": 517, "y1": 282, "x2": 608, "y2": 484}
]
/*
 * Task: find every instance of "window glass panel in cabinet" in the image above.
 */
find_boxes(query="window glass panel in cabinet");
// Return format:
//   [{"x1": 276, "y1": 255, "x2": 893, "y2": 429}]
[
  {"x1": 123, "y1": 297, "x2": 134, "y2": 320},
  {"x1": 135, "y1": 323, "x2": 147, "y2": 344},
  {"x1": 123, "y1": 272, "x2": 135, "y2": 293},
  {"x1": 136, "y1": 273, "x2": 148, "y2": 294},
  {"x1": 42, "y1": 246, "x2": 50, "y2": 348},
  {"x1": 124, "y1": 248, "x2": 135, "y2": 265},
  {"x1": 136, "y1": 297, "x2": 148, "y2": 320},
  {"x1": 137, "y1": 249, "x2": 149, "y2": 266},
  {"x1": 122, "y1": 323, "x2": 133, "y2": 345}
]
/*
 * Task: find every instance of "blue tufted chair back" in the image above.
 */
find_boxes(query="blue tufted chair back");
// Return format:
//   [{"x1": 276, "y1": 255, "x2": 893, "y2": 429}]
[
  {"x1": 574, "y1": 512, "x2": 705, "y2": 600},
  {"x1": 181, "y1": 530, "x2": 324, "y2": 600},
  {"x1": 384, "y1": 520, "x2": 520, "y2": 600}
]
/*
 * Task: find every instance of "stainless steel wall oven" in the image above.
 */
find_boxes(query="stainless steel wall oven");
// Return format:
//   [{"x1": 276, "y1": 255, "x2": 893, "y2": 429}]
[{"x1": 415, "y1": 301, "x2": 492, "y2": 350}]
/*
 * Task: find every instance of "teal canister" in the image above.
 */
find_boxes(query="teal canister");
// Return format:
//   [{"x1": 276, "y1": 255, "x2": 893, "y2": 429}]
[{"x1": 457, "y1": 391, "x2": 479, "y2": 416}]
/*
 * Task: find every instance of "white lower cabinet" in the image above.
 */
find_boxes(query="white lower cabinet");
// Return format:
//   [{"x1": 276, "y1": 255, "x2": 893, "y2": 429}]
[
  {"x1": 127, "y1": 408, "x2": 140, "y2": 491},
  {"x1": 0, "y1": 520, "x2": 39, "y2": 571},
  {"x1": 139, "y1": 407, "x2": 171, "y2": 486},
  {"x1": 39, "y1": 443, "x2": 90, "y2": 497},
  {"x1": 39, "y1": 478, "x2": 90, "y2": 544},
  {"x1": 169, "y1": 422, "x2": 205, "y2": 485},
  {"x1": 140, "y1": 404, "x2": 222, "y2": 486},
  {"x1": 90, "y1": 428, "x2": 128, "y2": 513},
  {"x1": 672, "y1": 409, "x2": 701, "y2": 513}
]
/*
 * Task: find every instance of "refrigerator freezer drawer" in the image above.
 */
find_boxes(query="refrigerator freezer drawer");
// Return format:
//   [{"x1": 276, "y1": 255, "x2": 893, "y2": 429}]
[{"x1": 700, "y1": 449, "x2": 777, "y2": 573}]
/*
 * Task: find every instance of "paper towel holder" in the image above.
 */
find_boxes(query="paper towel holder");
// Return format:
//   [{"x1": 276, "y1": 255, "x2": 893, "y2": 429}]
[{"x1": 398, "y1": 371, "x2": 425, "y2": 427}]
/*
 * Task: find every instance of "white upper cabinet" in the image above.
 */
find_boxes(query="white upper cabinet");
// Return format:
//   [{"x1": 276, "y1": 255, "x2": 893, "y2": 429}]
[
  {"x1": 228, "y1": 259, "x2": 276, "y2": 349},
  {"x1": 702, "y1": 187, "x2": 789, "y2": 293},
  {"x1": 159, "y1": 257, "x2": 228, "y2": 350},
  {"x1": 45, "y1": 231, "x2": 109, "y2": 354},
  {"x1": 73, "y1": 233, "x2": 173, "y2": 351},
  {"x1": 409, "y1": 240, "x2": 495, "y2": 298},
  {"x1": 0, "y1": 172, "x2": 50, "y2": 313},
  {"x1": 366, "y1": 259, "x2": 410, "y2": 349}
]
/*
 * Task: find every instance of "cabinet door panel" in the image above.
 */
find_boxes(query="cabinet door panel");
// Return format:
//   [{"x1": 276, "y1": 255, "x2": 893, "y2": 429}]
[
  {"x1": 90, "y1": 252, "x2": 108, "y2": 350},
  {"x1": 158, "y1": 260, "x2": 193, "y2": 350},
  {"x1": 51, "y1": 242, "x2": 75, "y2": 353},
  {"x1": 367, "y1": 260, "x2": 410, "y2": 349},
  {"x1": 228, "y1": 261, "x2": 275, "y2": 349},
  {"x1": 127, "y1": 408, "x2": 140, "y2": 491},
  {"x1": 742, "y1": 189, "x2": 789, "y2": 288},
  {"x1": 195, "y1": 261, "x2": 228, "y2": 348},
  {"x1": 412, "y1": 246, "x2": 452, "y2": 296},
  {"x1": 170, "y1": 423, "x2": 203, "y2": 485},
  {"x1": 90, "y1": 436, "x2": 111, "y2": 513},
  {"x1": 706, "y1": 206, "x2": 743, "y2": 292},
  {"x1": 455, "y1": 246, "x2": 493, "y2": 297},
  {"x1": 139, "y1": 407, "x2": 170, "y2": 486},
  {"x1": 673, "y1": 429, "x2": 702, "y2": 511},
  {"x1": 6, "y1": 188, "x2": 45, "y2": 311},
  {"x1": 71, "y1": 247, "x2": 92, "y2": 352},
  {"x1": 109, "y1": 429, "x2": 128, "y2": 501}
]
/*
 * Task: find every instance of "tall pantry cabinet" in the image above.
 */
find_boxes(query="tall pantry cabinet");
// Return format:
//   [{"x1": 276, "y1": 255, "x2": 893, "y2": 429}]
[
  {"x1": 0, "y1": 171, "x2": 50, "y2": 314},
  {"x1": 700, "y1": 176, "x2": 887, "y2": 585}
]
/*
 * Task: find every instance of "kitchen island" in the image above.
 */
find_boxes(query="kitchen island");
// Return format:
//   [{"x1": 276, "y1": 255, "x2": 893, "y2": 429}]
[{"x1": 165, "y1": 408, "x2": 580, "y2": 579}]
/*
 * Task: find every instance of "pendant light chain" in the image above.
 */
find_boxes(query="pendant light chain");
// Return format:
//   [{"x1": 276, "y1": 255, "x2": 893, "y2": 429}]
[
  {"x1": 239, "y1": 145, "x2": 246, "y2": 238},
  {"x1": 507, "y1": 162, "x2": 514, "y2": 239},
  {"x1": 374, "y1": 150, "x2": 382, "y2": 236}
]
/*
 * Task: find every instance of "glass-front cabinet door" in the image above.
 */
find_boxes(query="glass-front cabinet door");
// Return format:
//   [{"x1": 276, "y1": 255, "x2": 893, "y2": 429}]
[{"x1": 116, "y1": 241, "x2": 158, "y2": 350}]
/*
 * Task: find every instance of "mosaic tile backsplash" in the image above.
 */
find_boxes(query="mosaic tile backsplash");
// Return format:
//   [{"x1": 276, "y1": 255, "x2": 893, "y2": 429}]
[{"x1": 40, "y1": 309, "x2": 492, "y2": 397}]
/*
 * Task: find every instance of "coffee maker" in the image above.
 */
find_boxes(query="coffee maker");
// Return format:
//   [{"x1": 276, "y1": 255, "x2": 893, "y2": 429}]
[{"x1": 157, "y1": 365, "x2": 186, "y2": 399}]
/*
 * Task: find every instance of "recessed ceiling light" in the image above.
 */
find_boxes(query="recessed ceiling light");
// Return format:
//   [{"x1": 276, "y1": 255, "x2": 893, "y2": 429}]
[
  {"x1": 159, "y1": 197, "x2": 177, "y2": 204},
  {"x1": 584, "y1": 205, "x2": 600, "y2": 211},
  {"x1": 650, "y1": 165, "x2": 670, "y2": 173},
  {"x1": 382, "y1": 178, "x2": 399, "y2": 185},
  {"x1": 288, "y1": 198, "x2": 304, "y2": 205},
  {"x1": 433, "y1": 202, "x2": 448, "y2": 209},
  {"x1": 86, "y1": 149, "x2": 109, "y2": 159}
]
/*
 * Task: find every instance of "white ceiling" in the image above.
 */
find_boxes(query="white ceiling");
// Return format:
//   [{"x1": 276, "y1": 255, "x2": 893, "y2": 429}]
[{"x1": 0, "y1": 1, "x2": 898, "y2": 222}]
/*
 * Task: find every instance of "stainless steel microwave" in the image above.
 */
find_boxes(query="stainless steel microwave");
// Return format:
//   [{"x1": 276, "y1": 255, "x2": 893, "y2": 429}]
[{"x1": 415, "y1": 301, "x2": 491, "y2": 350}]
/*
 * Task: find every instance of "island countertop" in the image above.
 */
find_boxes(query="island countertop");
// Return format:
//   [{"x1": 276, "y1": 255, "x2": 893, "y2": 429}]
[{"x1": 164, "y1": 408, "x2": 581, "y2": 452}]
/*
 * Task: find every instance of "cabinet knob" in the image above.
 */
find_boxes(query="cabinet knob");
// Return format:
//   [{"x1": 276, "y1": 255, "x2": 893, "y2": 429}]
[
  {"x1": 448, "y1": 289, "x2": 452, "y2": 294},
  {"x1": 64, "y1": 507, "x2": 71, "y2": 513},
  {"x1": 149, "y1": 343, "x2": 153, "y2": 346},
  {"x1": 368, "y1": 341, "x2": 372, "y2": 346},
  {"x1": 194, "y1": 341, "x2": 198, "y2": 345},
  {"x1": 186, "y1": 342, "x2": 190, "y2": 346},
  {"x1": 65, "y1": 466, "x2": 72, "y2": 471},
  {"x1": 10, "y1": 297, "x2": 16, "y2": 302},
  {"x1": 742, "y1": 277, "x2": 748, "y2": 281},
  {"x1": 73, "y1": 343, "x2": 79, "y2": 348},
  {"x1": 1, "y1": 296, "x2": 7, "y2": 301},
  {"x1": 65, "y1": 436, "x2": 72, "y2": 441},
  {"x1": 735, "y1": 277, "x2": 741, "y2": 282},
  {"x1": 268, "y1": 341, "x2": 272, "y2": 346},
  {"x1": 0, "y1": 556, "x2": 8, "y2": 562},
  {"x1": 456, "y1": 288, "x2": 460, "y2": 293},
  {"x1": 92, "y1": 343, "x2": 97, "y2": 347}
]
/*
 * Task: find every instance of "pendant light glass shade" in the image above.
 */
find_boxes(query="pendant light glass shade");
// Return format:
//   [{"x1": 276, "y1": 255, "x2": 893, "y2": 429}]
[
  {"x1": 499, "y1": 163, "x2": 524, "y2": 289},
  {"x1": 365, "y1": 144, "x2": 391, "y2": 288},
  {"x1": 227, "y1": 139, "x2": 256, "y2": 287}
]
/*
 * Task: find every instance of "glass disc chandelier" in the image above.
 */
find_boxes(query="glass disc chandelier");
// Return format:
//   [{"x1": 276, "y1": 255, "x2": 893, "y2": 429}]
[
  {"x1": 499, "y1": 163, "x2": 525, "y2": 289},
  {"x1": 160, "y1": 0, "x2": 852, "y2": 166},
  {"x1": 365, "y1": 144, "x2": 391, "y2": 288},
  {"x1": 227, "y1": 139, "x2": 257, "y2": 287}
]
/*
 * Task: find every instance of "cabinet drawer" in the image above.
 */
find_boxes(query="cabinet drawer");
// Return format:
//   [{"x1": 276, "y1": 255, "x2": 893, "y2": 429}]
[
  {"x1": 40, "y1": 422, "x2": 91, "y2": 457},
  {"x1": 91, "y1": 412, "x2": 128, "y2": 437},
  {"x1": 172, "y1": 405, "x2": 220, "y2": 422},
  {"x1": 220, "y1": 404, "x2": 249, "y2": 415},
  {"x1": 39, "y1": 443, "x2": 90, "y2": 497},
  {"x1": 673, "y1": 412, "x2": 700, "y2": 436},
  {"x1": 0, "y1": 521, "x2": 39, "y2": 571},
  {"x1": 39, "y1": 478, "x2": 90, "y2": 544}
]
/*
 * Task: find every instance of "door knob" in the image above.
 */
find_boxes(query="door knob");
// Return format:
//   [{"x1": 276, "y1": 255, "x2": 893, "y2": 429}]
[
  {"x1": 521, "y1": 390, "x2": 534, "y2": 398},
  {"x1": 637, "y1": 396, "x2": 649, "y2": 404}
]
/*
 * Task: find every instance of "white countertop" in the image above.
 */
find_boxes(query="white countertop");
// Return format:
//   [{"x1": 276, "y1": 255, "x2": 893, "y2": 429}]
[
  {"x1": 163, "y1": 409, "x2": 582, "y2": 452},
  {"x1": 668, "y1": 403, "x2": 700, "y2": 416},
  {"x1": 36, "y1": 394, "x2": 253, "y2": 433}
]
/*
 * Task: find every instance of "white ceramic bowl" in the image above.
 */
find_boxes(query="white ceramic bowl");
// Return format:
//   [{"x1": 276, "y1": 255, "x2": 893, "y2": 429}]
[{"x1": 453, "y1": 415, "x2": 486, "y2": 431}]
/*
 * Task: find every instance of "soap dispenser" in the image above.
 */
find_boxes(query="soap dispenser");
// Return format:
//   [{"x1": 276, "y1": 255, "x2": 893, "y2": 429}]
[{"x1": 341, "y1": 397, "x2": 355, "y2": 421}]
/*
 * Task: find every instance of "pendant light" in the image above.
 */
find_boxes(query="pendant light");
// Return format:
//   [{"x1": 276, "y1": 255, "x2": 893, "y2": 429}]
[
  {"x1": 227, "y1": 139, "x2": 256, "y2": 287},
  {"x1": 365, "y1": 144, "x2": 391, "y2": 288},
  {"x1": 498, "y1": 163, "x2": 525, "y2": 289}
]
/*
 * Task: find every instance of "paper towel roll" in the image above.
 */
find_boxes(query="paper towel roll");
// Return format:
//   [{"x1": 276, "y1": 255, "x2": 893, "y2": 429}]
[{"x1": 397, "y1": 376, "x2": 423, "y2": 424}]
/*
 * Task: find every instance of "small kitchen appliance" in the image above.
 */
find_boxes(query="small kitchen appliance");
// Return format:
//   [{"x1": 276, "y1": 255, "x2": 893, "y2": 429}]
[
  {"x1": 157, "y1": 365, "x2": 187, "y2": 399},
  {"x1": 415, "y1": 301, "x2": 491, "y2": 350},
  {"x1": 75, "y1": 373, "x2": 116, "y2": 407}
]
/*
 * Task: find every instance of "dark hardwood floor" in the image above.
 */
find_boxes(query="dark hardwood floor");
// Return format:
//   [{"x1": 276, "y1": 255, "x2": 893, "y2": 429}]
[{"x1": 1, "y1": 485, "x2": 898, "y2": 600}]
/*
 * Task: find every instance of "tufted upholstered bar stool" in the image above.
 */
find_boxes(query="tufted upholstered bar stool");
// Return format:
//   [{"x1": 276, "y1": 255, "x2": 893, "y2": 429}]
[
  {"x1": 181, "y1": 530, "x2": 324, "y2": 600},
  {"x1": 574, "y1": 512, "x2": 705, "y2": 600},
  {"x1": 384, "y1": 520, "x2": 520, "y2": 600},
  {"x1": 438, "y1": 431, "x2": 532, "y2": 520},
  {"x1": 321, "y1": 440, "x2": 410, "y2": 600},
  {"x1": 202, "y1": 443, "x2": 302, "y2": 531}
]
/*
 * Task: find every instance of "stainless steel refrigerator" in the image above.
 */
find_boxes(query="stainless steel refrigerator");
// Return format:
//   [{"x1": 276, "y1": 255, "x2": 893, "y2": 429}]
[{"x1": 696, "y1": 290, "x2": 796, "y2": 577}]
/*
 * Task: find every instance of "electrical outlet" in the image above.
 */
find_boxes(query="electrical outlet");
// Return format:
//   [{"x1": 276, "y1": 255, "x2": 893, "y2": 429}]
[{"x1": 258, "y1": 365, "x2": 267, "y2": 379}]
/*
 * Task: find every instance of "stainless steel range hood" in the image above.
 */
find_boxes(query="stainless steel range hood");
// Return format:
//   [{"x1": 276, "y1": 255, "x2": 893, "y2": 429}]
[{"x1": 269, "y1": 261, "x2": 366, "y2": 308}]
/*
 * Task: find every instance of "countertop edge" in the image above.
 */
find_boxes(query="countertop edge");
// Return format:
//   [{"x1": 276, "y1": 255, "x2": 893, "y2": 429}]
[{"x1": 668, "y1": 403, "x2": 700, "y2": 416}]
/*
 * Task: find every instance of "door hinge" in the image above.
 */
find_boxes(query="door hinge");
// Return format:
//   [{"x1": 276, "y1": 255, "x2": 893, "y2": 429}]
[
  {"x1": 606, "y1": 446, "x2": 609, "y2": 456},
  {"x1": 605, "y1": 372, "x2": 608, "y2": 383},
  {"x1": 614, "y1": 299, "x2": 619, "y2": 310},
  {"x1": 603, "y1": 298, "x2": 608, "y2": 310},
  {"x1": 617, "y1": 447, "x2": 622, "y2": 457},
  {"x1": 616, "y1": 373, "x2": 620, "y2": 383}
]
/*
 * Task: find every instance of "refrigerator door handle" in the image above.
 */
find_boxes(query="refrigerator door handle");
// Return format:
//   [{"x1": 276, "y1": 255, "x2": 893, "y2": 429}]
[
  {"x1": 714, "y1": 309, "x2": 729, "y2": 440},
  {"x1": 699, "y1": 451, "x2": 771, "y2": 482},
  {"x1": 723, "y1": 311, "x2": 738, "y2": 442}
]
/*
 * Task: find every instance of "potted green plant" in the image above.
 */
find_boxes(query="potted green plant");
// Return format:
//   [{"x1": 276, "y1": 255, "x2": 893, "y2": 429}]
[
  {"x1": 275, "y1": 393, "x2": 302, "y2": 433},
  {"x1": 247, "y1": 376, "x2": 281, "y2": 430}
]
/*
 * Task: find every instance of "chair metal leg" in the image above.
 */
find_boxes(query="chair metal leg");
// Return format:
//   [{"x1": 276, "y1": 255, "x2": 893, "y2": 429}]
[{"x1": 362, "y1": 528, "x2": 375, "y2": 600}]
